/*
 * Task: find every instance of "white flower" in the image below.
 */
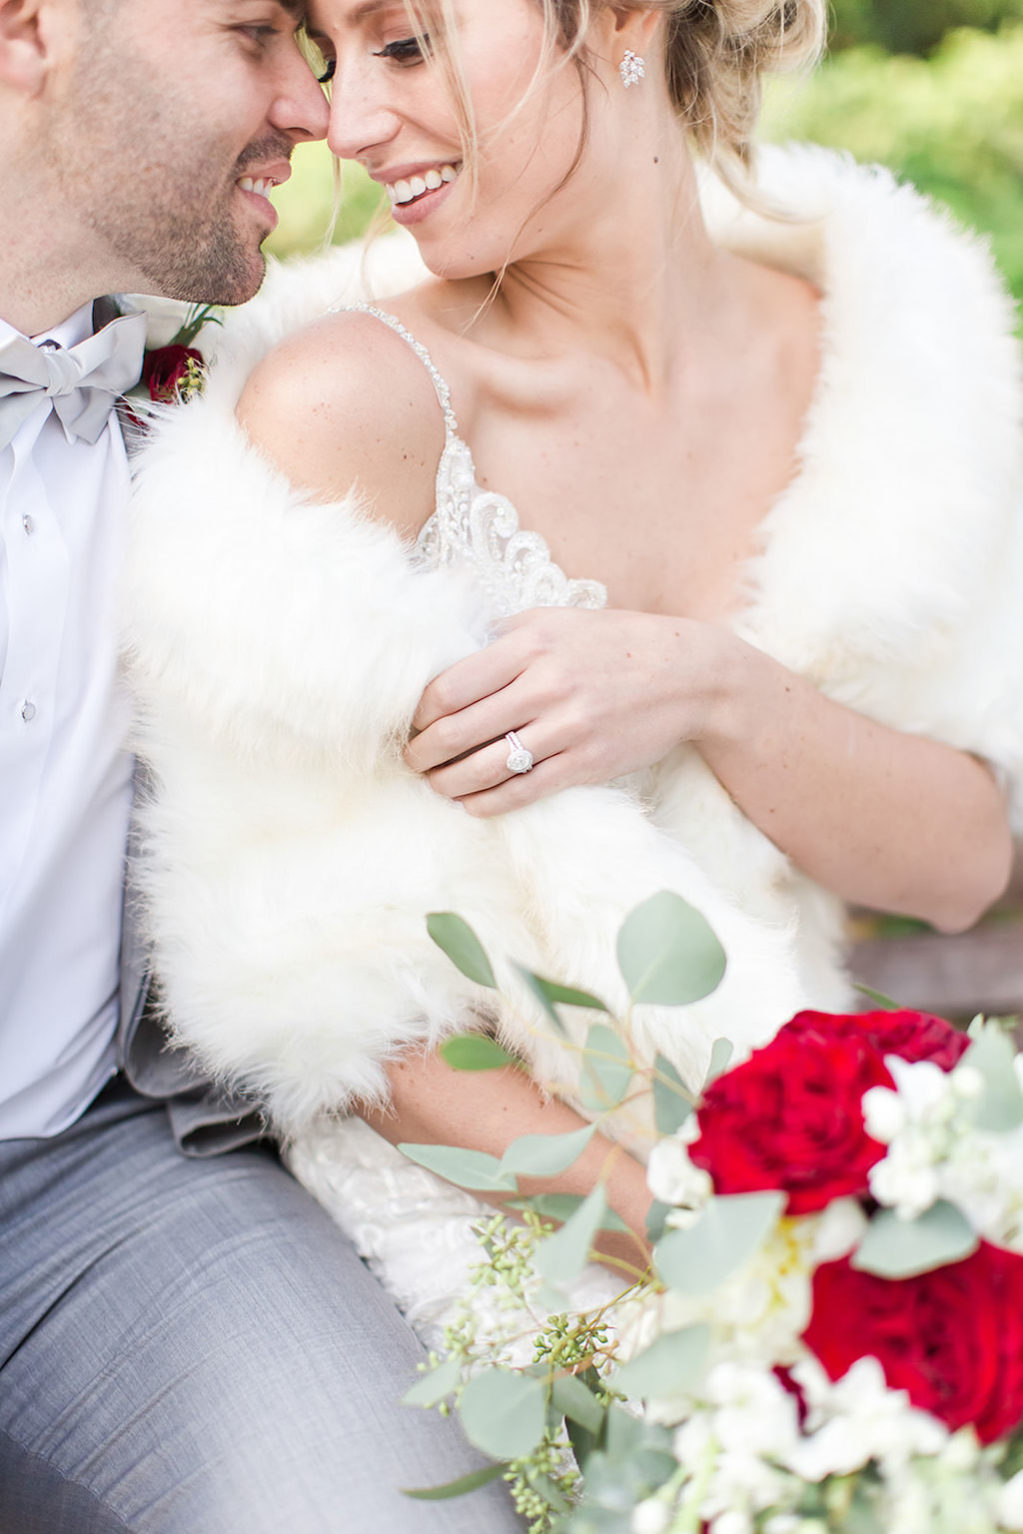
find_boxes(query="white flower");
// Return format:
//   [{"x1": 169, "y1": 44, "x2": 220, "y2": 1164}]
[
  {"x1": 672, "y1": 1410, "x2": 715, "y2": 1471},
  {"x1": 786, "y1": 1357, "x2": 947, "y2": 1484},
  {"x1": 886, "y1": 1056, "x2": 955, "y2": 1122},
  {"x1": 999, "y1": 1471, "x2": 1023, "y2": 1531},
  {"x1": 710, "y1": 1512, "x2": 754, "y2": 1534},
  {"x1": 863, "y1": 1084, "x2": 906, "y2": 1144},
  {"x1": 869, "y1": 1141, "x2": 941, "y2": 1220},
  {"x1": 952, "y1": 1065, "x2": 983, "y2": 1102},
  {"x1": 646, "y1": 1135, "x2": 712, "y2": 1209},
  {"x1": 631, "y1": 1499, "x2": 672, "y2": 1534},
  {"x1": 808, "y1": 1197, "x2": 869, "y2": 1263}
]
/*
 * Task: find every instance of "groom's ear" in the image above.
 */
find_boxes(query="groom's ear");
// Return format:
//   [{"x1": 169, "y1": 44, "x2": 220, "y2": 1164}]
[{"x1": 0, "y1": 0, "x2": 52, "y2": 95}]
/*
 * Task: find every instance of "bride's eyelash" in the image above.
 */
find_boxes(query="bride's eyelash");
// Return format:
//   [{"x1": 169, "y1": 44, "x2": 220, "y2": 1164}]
[
  {"x1": 318, "y1": 57, "x2": 336, "y2": 84},
  {"x1": 373, "y1": 35, "x2": 431, "y2": 65}
]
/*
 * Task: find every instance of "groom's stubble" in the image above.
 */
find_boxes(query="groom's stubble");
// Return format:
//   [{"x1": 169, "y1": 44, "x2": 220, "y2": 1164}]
[{"x1": 38, "y1": 0, "x2": 295, "y2": 306}]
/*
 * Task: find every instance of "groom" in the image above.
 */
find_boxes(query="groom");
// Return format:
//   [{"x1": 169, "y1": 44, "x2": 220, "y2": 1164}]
[{"x1": 0, "y1": 2, "x2": 520, "y2": 1530}]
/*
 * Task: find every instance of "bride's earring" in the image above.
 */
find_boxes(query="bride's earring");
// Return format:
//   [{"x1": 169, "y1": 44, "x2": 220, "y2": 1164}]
[{"x1": 619, "y1": 50, "x2": 646, "y2": 88}]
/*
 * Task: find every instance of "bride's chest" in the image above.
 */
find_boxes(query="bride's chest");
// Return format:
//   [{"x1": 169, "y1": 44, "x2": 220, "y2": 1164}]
[{"x1": 445, "y1": 405, "x2": 798, "y2": 621}]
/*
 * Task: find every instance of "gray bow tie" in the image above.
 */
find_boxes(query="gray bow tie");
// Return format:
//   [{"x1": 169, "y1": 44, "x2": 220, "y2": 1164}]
[{"x1": 0, "y1": 310, "x2": 148, "y2": 452}]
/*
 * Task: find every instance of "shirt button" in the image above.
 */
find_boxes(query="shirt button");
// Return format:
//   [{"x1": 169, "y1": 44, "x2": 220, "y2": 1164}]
[
  {"x1": 22, "y1": 514, "x2": 34, "y2": 536},
  {"x1": 20, "y1": 701, "x2": 36, "y2": 722}
]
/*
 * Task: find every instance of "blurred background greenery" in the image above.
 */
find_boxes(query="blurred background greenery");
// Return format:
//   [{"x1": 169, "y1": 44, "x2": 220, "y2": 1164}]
[{"x1": 267, "y1": 1, "x2": 1023, "y2": 306}]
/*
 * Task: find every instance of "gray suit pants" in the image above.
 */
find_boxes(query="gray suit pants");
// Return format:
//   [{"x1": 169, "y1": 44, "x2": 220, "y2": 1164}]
[{"x1": 0, "y1": 1079, "x2": 521, "y2": 1533}]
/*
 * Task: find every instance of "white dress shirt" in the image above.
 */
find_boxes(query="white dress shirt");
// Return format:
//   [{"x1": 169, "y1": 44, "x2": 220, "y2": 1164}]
[{"x1": 0, "y1": 302, "x2": 135, "y2": 1139}]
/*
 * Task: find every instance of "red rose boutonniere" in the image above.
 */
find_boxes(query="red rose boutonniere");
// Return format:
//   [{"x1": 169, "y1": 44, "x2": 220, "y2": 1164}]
[
  {"x1": 140, "y1": 302, "x2": 220, "y2": 404},
  {"x1": 121, "y1": 302, "x2": 221, "y2": 432}
]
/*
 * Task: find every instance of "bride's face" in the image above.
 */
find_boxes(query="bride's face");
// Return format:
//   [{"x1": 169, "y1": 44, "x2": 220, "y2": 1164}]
[{"x1": 307, "y1": 0, "x2": 615, "y2": 276}]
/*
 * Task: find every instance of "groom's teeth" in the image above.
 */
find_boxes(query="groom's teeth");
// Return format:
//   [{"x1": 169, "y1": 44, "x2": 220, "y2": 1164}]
[
  {"x1": 385, "y1": 164, "x2": 460, "y2": 205},
  {"x1": 239, "y1": 176, "x2": 273, "y2": 196}
]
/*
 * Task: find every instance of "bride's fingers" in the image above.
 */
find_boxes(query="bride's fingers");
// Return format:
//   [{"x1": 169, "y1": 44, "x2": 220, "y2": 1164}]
[
  {"x1": 425, "y1": 723, "x2": 554, "y2": 800},
  {"x1": 458, "y1": 752, "x2": 574, "y2": 818},
  {"x1": 411, "y1": 634, "x2": 529, "y2": 734},
  {"x1": 406, "y1": 676, "x2": 539, "y2": 773}
]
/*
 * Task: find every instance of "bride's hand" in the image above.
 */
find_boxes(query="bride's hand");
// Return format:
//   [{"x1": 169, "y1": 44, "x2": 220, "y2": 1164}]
[{"x1": 404, "y1": 607, "x2": 733, "y2": 814}]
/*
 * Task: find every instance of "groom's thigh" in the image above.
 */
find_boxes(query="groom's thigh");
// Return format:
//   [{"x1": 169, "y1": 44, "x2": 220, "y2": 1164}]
[{"x1": 0, "y1": 1084, "x2": 520, "y2": 1534}]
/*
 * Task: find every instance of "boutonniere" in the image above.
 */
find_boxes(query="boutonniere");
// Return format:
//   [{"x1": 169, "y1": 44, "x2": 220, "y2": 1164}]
[{"x1": 127, "y1": 301, "x2": 222, "y2": 407}]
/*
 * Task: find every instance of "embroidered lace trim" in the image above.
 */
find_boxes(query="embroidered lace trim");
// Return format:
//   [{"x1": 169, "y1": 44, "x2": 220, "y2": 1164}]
[{"x1": 344, "y1": 303, "x2": 608, "y2": 619}]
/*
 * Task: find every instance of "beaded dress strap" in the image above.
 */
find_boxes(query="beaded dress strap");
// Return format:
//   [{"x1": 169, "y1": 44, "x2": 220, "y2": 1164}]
[{"x1": 340, "y1": 302, "x2": 460, "y2": 439}]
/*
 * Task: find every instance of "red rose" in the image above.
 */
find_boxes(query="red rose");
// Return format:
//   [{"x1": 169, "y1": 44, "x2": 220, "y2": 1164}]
[
  {"x1": 854, "y1": 1008, "x2": 969, "y2": 1073},
  {"x1": 688, "y1": 1012, "x2": 894, "y2": 1215},
  {"x1": 143, "y1": 344, "x2": 203, "y2": 403},
  {"x1": 804, "y1": 1243, "x2": 1023, "y2": 1443}
]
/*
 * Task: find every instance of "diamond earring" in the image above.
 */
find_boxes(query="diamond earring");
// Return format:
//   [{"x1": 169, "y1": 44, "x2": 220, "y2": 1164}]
[{"x1": 619, "y1": 50, "x2": 646, "y2": 89}]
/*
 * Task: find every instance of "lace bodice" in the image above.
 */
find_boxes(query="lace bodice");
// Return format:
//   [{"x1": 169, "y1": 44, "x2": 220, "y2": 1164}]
[{"x1": 347, "y1": 305, "x2": 608, "y2": 619}]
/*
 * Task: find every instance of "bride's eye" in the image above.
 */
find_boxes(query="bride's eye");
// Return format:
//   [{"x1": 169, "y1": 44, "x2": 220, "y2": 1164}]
[
  {"x1": 317, "y1": 57, "x2": 337, "y2": 84},
  {"x1": 374, "y1": 34, "x2": 431, "y2": 65}
]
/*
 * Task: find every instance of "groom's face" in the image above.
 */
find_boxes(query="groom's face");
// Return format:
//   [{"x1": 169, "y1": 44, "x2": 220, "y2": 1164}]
[{"x1": 43, "y1": 0, "x2": 329, "y2": 304}]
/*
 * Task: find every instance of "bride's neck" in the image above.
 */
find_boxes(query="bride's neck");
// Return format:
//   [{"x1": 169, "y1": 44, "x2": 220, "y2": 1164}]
[{"x1": 483, "y1": 135, "x2": 735, "y2": 395}]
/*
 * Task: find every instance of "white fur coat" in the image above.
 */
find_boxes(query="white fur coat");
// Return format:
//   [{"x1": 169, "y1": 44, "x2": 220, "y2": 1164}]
[{"x1": 123, "y1": 145, "x2": 1023, "y2": 1147}]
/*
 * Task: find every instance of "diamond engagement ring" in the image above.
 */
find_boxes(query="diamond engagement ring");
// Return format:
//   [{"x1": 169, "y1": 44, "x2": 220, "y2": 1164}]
[{"x1": 505, "y1": 731, "x2": 534, "y2": 775}]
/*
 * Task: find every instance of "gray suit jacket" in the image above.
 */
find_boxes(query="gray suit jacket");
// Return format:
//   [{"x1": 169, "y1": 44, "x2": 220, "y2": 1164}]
[{"x1": 115, "y1": 800, "x2": 265, "y2": 1157}]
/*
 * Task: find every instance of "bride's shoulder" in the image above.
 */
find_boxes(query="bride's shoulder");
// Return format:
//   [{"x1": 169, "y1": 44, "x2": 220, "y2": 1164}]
[{"x1": 236, "y1": 300, "x2": 448, "y2": 536}]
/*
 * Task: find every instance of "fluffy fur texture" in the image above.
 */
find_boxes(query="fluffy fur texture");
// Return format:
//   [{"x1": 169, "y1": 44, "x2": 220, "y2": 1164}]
[{"x1": 123, "y1": 146, "x2": 1023, "y2": 1147}]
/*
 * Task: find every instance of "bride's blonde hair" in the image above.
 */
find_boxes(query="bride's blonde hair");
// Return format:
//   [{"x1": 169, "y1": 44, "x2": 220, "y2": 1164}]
[{"x1": 402, "y1": 0, "x2": 826, "y2": 196}]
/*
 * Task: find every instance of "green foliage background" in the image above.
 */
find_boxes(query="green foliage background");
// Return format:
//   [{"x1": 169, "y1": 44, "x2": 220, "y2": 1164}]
[{"x1": 268, "y1": 4, "x2": 1023, "y2": 308}]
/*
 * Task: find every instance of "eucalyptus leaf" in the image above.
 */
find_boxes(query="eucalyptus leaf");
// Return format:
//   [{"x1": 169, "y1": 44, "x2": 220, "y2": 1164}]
[
  {"x1": 402, "y1": 1355, "x2": 463, "y2": 1408},
  {"x1": 399, "y1": 1143, "x2": 518, "y2": 1193},
  {"x1": 704, "y1": 1037, "x2": 734, "y2": 1087},
  {"x1": 653, "y1": 1054, "x2": 695, "y2": 1135},
  {"x1": 617, "y1": 892, "x2": 727, "y2": 1007},
  {"x1": 852, "y1": 1200, "x2": 979, "y2": 1279},
  {"x1": 499, "y1": 1124, "x2": 596, "y2": 1178},
  {"x1": 852, "y1": 983, "x2": 901, "y2": 1012},
  {"x1": 427, "y1": 912, "x2": 497, "y2": 989},
  {"x1": 645, "y1": 1200, "x2": 672, "y2": 1244},
  {"x1": 655, "y1": 1191, "x2": 785, "y2": 1295},
  {"x1": 961, "y1": 1024, "x2": 1023, "y2": 1132},
  {"x1": 512, "y1": 1193, "x2": 628, "y2": 1233},
  {"x1": 440, "y1": 1034, "x2": 518, "y2": 1072},
  {"x1": 517, "y1": 967, "x2": 608, "y2": 1014},
  {"x1": 579, "y1": 1024, "x2": 634, "y2": 1114},
  {"x1": 613, "y1": 1323, "x2": 711, "y2": 1401},
  {"x1": 552, "y1": 1373, "x2": 605, "y2": 1436},
  {"x1": 458, "y1": 1368, "x2": 547, "y2": 1461},
  {"x1": 404, "y1": 1461, "x2": 509, "y2": 1501},
  {"x1": 536, "y1": 1183, "x2": 608, "y2": 1289}
]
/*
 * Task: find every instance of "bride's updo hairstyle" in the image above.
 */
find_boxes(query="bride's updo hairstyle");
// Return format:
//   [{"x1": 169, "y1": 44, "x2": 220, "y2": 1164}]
[{"x1": 403, "y1": 0, "x2": 826, "y2": 198}]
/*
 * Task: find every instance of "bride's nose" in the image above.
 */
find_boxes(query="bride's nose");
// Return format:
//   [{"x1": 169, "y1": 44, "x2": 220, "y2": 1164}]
[{"x1": 326, "y1": 60, "x2": 403, "y2": 163}]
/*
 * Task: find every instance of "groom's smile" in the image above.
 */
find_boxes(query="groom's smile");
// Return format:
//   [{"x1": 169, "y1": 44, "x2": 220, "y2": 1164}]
[{"x1": 28, "y1": 0, "x2": 329, "y2": 313}]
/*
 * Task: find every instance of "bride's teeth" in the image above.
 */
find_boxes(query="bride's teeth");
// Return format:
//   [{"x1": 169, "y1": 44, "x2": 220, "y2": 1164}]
[{"x1": 386, "y1": 164, "x2": 460, "y2": 206}]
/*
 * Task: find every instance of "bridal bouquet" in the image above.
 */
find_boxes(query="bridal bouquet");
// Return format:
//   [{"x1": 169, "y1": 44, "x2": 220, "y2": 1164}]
[{"x1": 401, "y1": 898, "x2": 1023, "y2": 1534}]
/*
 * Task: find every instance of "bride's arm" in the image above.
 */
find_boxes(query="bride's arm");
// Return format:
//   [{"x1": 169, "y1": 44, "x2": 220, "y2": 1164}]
[
  {"x1": 362, "y1": 1050, "x2": 654, "y2": 1272},
  {"x1": 403, "y1": 607, "x2": 1013, "y2": 934}
]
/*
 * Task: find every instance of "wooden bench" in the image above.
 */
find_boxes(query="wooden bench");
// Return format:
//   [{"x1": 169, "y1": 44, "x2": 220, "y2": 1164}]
[{"x1": 849, "y1": 844, "x2": 1023, "y2": 1020}]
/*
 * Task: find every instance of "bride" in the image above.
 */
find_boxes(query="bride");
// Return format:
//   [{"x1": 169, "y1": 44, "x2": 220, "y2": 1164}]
[{"x1": 124, "y1": 0, "x2": 1023, "y2": 1334}]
